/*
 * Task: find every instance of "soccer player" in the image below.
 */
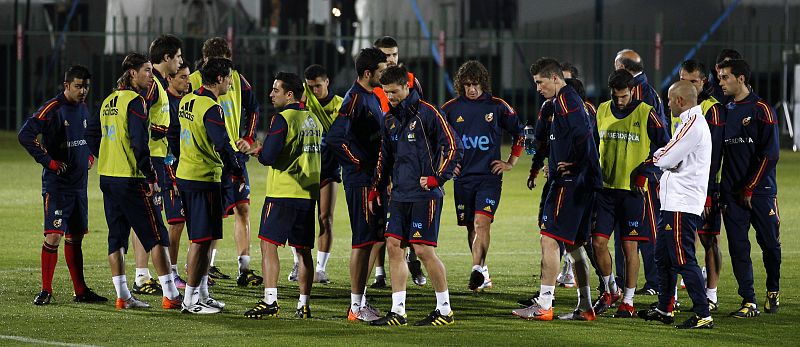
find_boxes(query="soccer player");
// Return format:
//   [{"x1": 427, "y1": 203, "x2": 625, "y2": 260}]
[
  {"x1": 164, "y1": 61, "x2": 190, "y2": 288},
  {"x1": 441, "y1": 60, "x2": 524, "y2": 291},
  {"x1": 292, "y1": 64, "x2": 343, "y2": 284},
  {"x1": 326, "y1": 47, "x2": 387, "y2": 322},
  {"x1": 188, "y1": 37, "x2": 262, "y2": 286},
  {"x1": 639, "y1": 80, "x2": 714, "y2": 329},
  {"x1": 717, "y1": 59, "x2": 781, "y2": 317},
  {"x1": 613, "y1": 49, "x2": 663, "y2": 297},
  {"x1": 176, "y1": 57, "x2": 243, "y2": 314},
  {"x1": 678, "y1": 59, "x2": 725, "y2": 311},
  {"x1": 19, "y1": 65, "x2": 108, "y2": 306},
  {"x1": 512, "y1": 58, "x2": 601, "y2": 321},
  {"x1": 128, "y1": 34, "x2": 183, "y2": 296},
  {"x1": 244, "y1": 72, "x2": 321, "y2": 319},
  {"x1": 591, "y1": 70, "x2": 669, "y2": 318},
  {"x1": 368, "y1": 65, "x2": 463, "y2": 326},
  {"x1": 370, "y1": 35, "x2": 426, "y2": 288},
  {"x1": 87, "y1": 53, "x2": 182, "y2": 310}
]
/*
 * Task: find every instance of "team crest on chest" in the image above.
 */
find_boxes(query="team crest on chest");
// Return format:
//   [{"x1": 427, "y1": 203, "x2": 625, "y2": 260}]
[
  {"x1": 409, "y1": 120, "x2": 417, "y2": 131},
  {"x1": 64, "y1": 120, "x2": 70, "y2": 127},
  {"x1": 485, "y1": 112, "x2": 494, "y2": 122},
  {"x1": 742, "y1": 117, "x2": 752, "y2": 126}
]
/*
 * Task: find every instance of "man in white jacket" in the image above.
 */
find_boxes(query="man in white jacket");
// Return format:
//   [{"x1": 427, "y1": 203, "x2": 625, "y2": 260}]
[{"x1": 639, "y1": 81, "x2": 714, "y2": 329}]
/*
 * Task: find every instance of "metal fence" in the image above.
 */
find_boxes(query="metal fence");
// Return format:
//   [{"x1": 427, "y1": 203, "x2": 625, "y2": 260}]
[{"x1": 2, "y1": 15, "x2": 798, "y2": 142}]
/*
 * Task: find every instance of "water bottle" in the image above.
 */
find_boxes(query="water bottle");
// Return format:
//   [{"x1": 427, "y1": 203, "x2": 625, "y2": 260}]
[{"x1": 524, "y1": 125, "x2": 537, "y2": 155}]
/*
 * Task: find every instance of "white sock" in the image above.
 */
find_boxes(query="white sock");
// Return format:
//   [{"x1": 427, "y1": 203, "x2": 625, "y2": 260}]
[
  {"x1": 351, "y1": 293, "x2": 363, "y2": 312},
  {"x1": 135, "y1": 268, "x2": 151, "y2": 286},
  {"x1": 623, "y1": 287, "x2": 635, "y2": 305},
  {"x1": 391, "y1": 291, "x2": 407, "y2": 315},
  {"x1": 264, "y1": 288, "x2": 278, "y2": 304},
  {"x1": 482, "y1": 266, "x2": 490, "y2": 280},
  {"x1": 316, "y1": 251, "x2": 330, "y2": 272},
  {"x1": 112, "y1": 275, "x2": 131, "y2": 300},
  {"x1": 238, "y1": 255, "x2": 251, "y2": 273},
  {"x1": 565, "y1": 256, "x2": 574, "y2": 276},
  {"x1": 375, "y1": 266, "x2": 385, "y2": 277},
  {"x1": 210, "y1": 249, "x2": 218, "y2": 267},
  {"x1": 159, "y1": 274, "x2": 180, "y2": 299},
  {"x1": 199, "y1": 275, "x2": 209, "y2": 300},
  {"x1": 183, "y1": 286, "x2": 197, "y2": 307},
  {"x1": 171, "y1": 265, "x2": 178, "y2": 276},
  {"x1": 361, "y1": 287, "x2": 368, "y2": 307},
  {"x1": 435, "y1": 291, "x2": 451, "y2": 315},
  {"x1": 472, "y1": 264, "x2": 482, "y2": 272},
  {"x1": 602, "y1": 275, "x2": 618, "y2": 293},
  {"x1": 297, "y1": 294, "x2": 309, "y2": 309},
  {"x1": 291, "y1": 247, "x2": 299, "y2": 264},
  {"x1": 674, "y1": 286, "x2": 679, "y2": 301},
  {"x1": 538, "y1": 285, "x2": 555, "y2": 309},
  {"x1": 577, "y1": 286, "x2": 592, "y2": 311},
  {"x1": 706, "y1": 287, "x2": 718, "y2": 303}
]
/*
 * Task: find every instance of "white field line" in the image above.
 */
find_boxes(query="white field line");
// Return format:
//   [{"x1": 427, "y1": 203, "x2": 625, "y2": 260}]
[{"x1": 0, "y1": 335, "x2": 100, "y2": 347}]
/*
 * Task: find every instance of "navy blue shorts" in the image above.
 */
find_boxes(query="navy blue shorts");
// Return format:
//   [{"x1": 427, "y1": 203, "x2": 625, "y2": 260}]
[
  {"x1": 100, "y1": 176, "x2": 169, "y2": 254},
  {"x1": 320, "y1": 146, "x2": 342, "y2": 188},
  {"x1": 593, "y1": 188, "x2": 648, "y2": 242},
  {"x1": 344, "y1": 186, "x2": 385, "y2": 248},
  {"x1": 258, "y1": 197, "x2": 316, "y2": 249},
  {"x1": 222, "y1": 153, "x2": 251, "y2": 216},
  {"x1": 42, "y1": 192, "x2": 88, "y2": 237},
  {"x1": 177, "y1": 179, "x2": 223, "y2": 243},
  {"x1": 454, "y1": 177, "x2": 501, "y2": 226},
  {"x1": 385, "y1": 198, "x2": 442, "y2": 247},
  {"x1": 540, "y1": 177, "x2": 594, "y2": 246}
]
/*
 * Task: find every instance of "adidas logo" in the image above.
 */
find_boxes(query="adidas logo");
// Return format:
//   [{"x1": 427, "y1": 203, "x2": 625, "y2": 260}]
[
  {"x1": 630, "y1": 229, "x2": 638, "y2": 236},
  {"x1": 769, "y1": 209, "x2": 776, "y2": 216},
  {"x1": 665, "y1": 224, "x2": 673, "y2": 231},
  {"x1": 303, "y1": 115, "x2": 318, "y2": 129},
  {"x1": 542, "y1": 291, "x2": 552, "y2": 296},
  {"x1": 456, "y1": 116, "x2": 464, "y2": 122},
  {"x1": 413, "y1": 231, "x2": 422, "y2": 238},
  {"x1": 483, "y1": 206, "x2": 492, "y2": 212}
]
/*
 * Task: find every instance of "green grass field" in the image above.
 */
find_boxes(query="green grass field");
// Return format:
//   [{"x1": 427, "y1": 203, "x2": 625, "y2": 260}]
[{"x1": 0, "y1": 130, "x2": 797, "y2": 346}]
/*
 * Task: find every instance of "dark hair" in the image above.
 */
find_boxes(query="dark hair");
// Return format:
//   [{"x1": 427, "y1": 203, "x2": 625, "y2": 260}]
[
  {"x1": 560, "y1": 61, "x2": 579, "y2": 79},
  {"x1": 169, "y1": 61, "x2": 190, "y2": 78},
  {"x1": 565, "y1": 78, "x2": 586, "y2": 100},
  {"x1": 373, "y1": 36, "x2": 398, "y2": 49},
  {"x1": 200, "y1": 57, "x2": 233, "y2": 86},
  {"x1": 716, "y1": 48, "x2": 742, "y2": 65},
  {"x1": 618, "y1": 57, "x2": 643, "y2": 73},
  {"x1": 64, "y1": 65, "x2": 91, "y2": 83},
  {"x1": 380, "y1": 65, "x2": 409, "y2": 86},
  {"x1": 194, "y1": 59, "x2": 205, "y2": 71},
  {"x1": 148, "y1": 34, "x2": 182, "y2": 64},
  {"x1": 275, "y1": 72, "x2": 304, "y2": 100},
  {"x1": 680, "y1": 59, "x2": 708, "y2": 79},
  {"x1": 717, "y1": 59, "x2": 751, "y2": 84},
  {"x1": 529, "y1": 57, "x2": 563, "y2": 79},
  {"x1": 202, "y1": 37, "x2": 232, "y2": 59},
  {"x1": 454, "y1": 60, "x2": 491, "y2": 96},
  {"x1": 608, "y1": 69, "x2": 635, "y2": 90},
  {"x1": 355, "y1": 47, "x2": 386, "y2": 78},
  {"x1": 116, "y1": 52, "x2": 149, "y2": 90},
  {"x1": 304, "y1": 64, "x2": 328, "y2": 80}
]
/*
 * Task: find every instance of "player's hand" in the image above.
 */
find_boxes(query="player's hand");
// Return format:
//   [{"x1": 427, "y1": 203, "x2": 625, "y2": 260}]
[
  {"x1": 235, "y1": 138, "x2": 251, "y2": 152},
  {"x1": 145, "y1": 182, "x2": 159, "y2": 197},
  {"x1": 741, "y1": 191, "x2": 753, "y2": 209},
  {"x1": 453, "y1": 164, "x2": 461, "y2": 177},
  {"x1": 48, "y1": 160, "x2": 68, "y2": 175},
  {"x1": 543, "y1": 165, "x2": 549, "y2": 179},
  {"x1": 703, "y1": 196, "x2": 712, "y2": 218},
  {"x1": 419, "y1": 177, "x2": 430, "y2": 191},
  {"x1": 246, "y1": 142, "x2": 263, "y2": 156},
  {"x1": 367, "y1": 189, "x2": 381, "y2": 214},
  {"x1": 556, "y1": 162, "x2": 574, "y2": 176},
  {"x1": 491, "y1": 160, "x2": 513, "y2": 175},
  {"x1": 633, "y1": 175, "x2": 647, "y2": 195},
  {"x1": 527, "y1": 169, "x2": 539, "y2": 190}
]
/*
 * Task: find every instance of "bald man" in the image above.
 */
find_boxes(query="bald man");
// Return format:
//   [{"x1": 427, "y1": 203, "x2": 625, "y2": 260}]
[
  {"x1": 613, "y1": 49, "x2": 664, "y2": 297},
  {"x1": 639, "y1": 81, "x2": 714, "y2": 329}
]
